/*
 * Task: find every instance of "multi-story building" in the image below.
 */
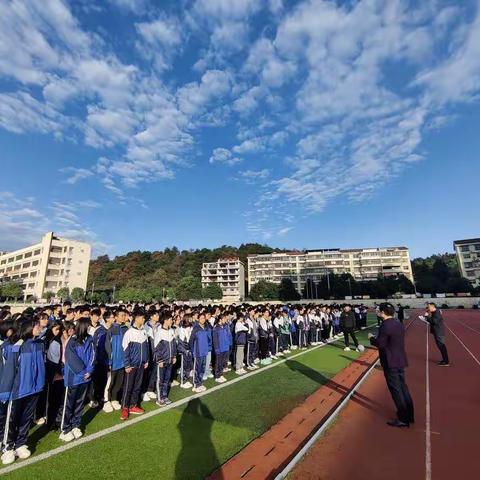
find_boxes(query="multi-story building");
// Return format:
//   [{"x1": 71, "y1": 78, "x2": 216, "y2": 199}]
[
  {"x1": 0, "y1": 232, "x2": 91, "y2": 300},
  {"x1": 453, "y1": 238, "x2": 480, "y2": 287},
  {"x1": 201, "y1": 257, "x2": 245, "y2": 302},
  {"x1": 248, "y1": 247, "x2": 413, "y2": 294}
]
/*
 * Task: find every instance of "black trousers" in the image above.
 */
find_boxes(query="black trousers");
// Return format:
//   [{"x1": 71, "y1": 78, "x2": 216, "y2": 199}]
[
  {"x1": 259, "y1": 337, "x2": 269, "y2": 359},
  {"x1": 214, "y1": 351, "x2": 228, "y2": 378},
  {"x1": 121, "y1": 367, "x2": 144, "y2": 408},
  {"x1": 433, "y1": 333, "x2": 449, "y2": 363},
  {"x1": 62, "y1": 383, "x2": 88, "y2": 433},
  {"x1": 46, "y1": 380, "x2": 65, "y2": 429},
  {"x1": 91, "y1": 364, "x2": 108, "y2": 403},
  {"x1": 343, "y1": 328, "x2": 359, "y2": 348},
  {"x1": 6, "y1": 393, "x2": 39, "y2": 449},
  {"x1": 106, "y1": 369, "x2": 124, "y2": 402},
  {"x1": 384, "y1": 367, "x2": 414, "y2": 424}
]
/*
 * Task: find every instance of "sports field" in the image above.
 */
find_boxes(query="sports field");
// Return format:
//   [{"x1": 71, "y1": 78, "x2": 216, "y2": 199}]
[{"x1": 0, "y1": 317, "x2": 377, "y2": 479}]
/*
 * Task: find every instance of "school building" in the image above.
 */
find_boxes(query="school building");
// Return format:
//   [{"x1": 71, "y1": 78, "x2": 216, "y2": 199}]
[
  {"x1": 201, "y1": 257, "x2": 246, "y2": 302},
  {"x1": 0, "y1": 232, "x2": 91, "y2": 300},
  {"x1": 247, "y1": 247, "x2": 413, "y2": 294},
  {"x1": 453, "y1": 238, "x2": 480, "y2": 288}
]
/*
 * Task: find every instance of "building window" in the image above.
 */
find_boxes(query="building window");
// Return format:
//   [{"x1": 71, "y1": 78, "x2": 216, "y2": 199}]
[
  {"x1": 461, "y1": 246, "x2": 470, "y2": 252},
  {"x1": 34, "y1": 249, "x2": 41, "y2": 256},
  {"x1": 8, "y1": 257, "x2": 13, "y2": 263},
  {"x1": 24, "y1": 251, "x2": 32, "y2": 258},
  {"x1": 15, "y1": 255, "x2": 23, "y2": 261},
  {"x1": 0, "y1": 260, "x2": 5, "y2": 265},
  {"x1": 32, "y1": 260, "x2": 39, "y2": 266},
  {"x1": 22, "y1": 262, "x2": 31, "y2": 269}
]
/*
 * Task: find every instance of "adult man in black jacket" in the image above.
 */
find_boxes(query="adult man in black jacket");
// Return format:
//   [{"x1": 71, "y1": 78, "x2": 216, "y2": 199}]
[
  {"x1": 369, "y1": 302, "x2": 414, "y2": 428},
  {"x1": 425, "y1": 303, "x2": 450, "y2": 366},
  {"x1": 340, "y1": 305, "x2": 359, "y2": 352}
]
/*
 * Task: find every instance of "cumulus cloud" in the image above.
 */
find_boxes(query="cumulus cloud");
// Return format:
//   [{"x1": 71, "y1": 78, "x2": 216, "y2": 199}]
[{"x1": 209, "y1": 148, "x2": 242, "y2": 166}]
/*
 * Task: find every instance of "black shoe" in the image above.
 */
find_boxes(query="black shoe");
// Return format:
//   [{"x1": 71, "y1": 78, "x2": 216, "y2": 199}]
[
  {"x1": 438, "y1": 361, "x2": 450, "y2": 366},
  {"x1": 387, "y1": 419, "x2": 409, "y2": 428}
]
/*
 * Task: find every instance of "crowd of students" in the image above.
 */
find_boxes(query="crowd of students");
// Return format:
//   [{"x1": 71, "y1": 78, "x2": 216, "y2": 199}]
[{"x1": 0, "y1": 301, "x2": 369, "y2": 466}]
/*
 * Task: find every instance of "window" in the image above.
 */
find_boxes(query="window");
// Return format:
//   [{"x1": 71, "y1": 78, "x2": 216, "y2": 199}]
[
  {"x1": 14, "y1": 265, "x2": 20, "y2": 271},
  {"x1": 30, "y1": 271, "x2": 37, "y2": 277},
  {"x1": 8, "y1": 257, "x2": 13, "y2": 263},
  {"x1": 21, "y1": 273, "x2": 28, "y2": 279},
  {"x1": 32, "y1": 260, "x2": 39, "y2": 266},
  {"x1": 475, "y1": 244, "x2": 480, "y2": 251},
  {"x1": 24, "y1": 252, "x2": 32, "y2": 258},
  {"x1": 461, "y1": 245, "x2": 470, "y2": 252},
  {"x1": 34, "y1": 249, "x2": 41, "y2": 256},
  {"x1": 0, "y1": 260, "x2": 5, "y2": 265},
  {"x1": 22, "y1": 262, "x2": 31, "y2": 269},
  {"x1": 15, "y1": 255, "x2": 23, "y2": 261}
]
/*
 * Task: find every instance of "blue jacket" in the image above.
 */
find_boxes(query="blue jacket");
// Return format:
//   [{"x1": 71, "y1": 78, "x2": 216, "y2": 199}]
[
  {"x1": 106, "y1": 323, "x2": 128, "y2": 371},
  {"x1": 122, "y1": 326, "x2": 149, "y2": 368},
  {"x1": 9, "y1": 339, "x2": 46, "y2": 400},
  {"x1": 64, "y1": 336, "x2": 95, "y2": 387},
  {"x1": 189, "y1": 324, "x2": 210, "y2": 358},
  {"x1": 213, "y1": 325, "x2": 230, "y2": 354},
  {"x1": 0, "y1": 340, "x2": 19, "y2": 403},
  {"x1": 154, "y1": 328, "x2": 177, "y2": 364},
  {"x1": 92, "y1": 325, "x2": 109, "y2": 366}
]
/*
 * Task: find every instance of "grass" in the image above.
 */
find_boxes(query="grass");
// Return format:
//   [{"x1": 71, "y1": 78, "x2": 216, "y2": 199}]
[{"x1": 1, "y1": 319, "x2": 376, "y2": 479}]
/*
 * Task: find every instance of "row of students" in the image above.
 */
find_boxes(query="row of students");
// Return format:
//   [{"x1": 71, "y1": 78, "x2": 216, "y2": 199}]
[{"x1": 0, "y1": 301, "x2": 368, "y2": 465}]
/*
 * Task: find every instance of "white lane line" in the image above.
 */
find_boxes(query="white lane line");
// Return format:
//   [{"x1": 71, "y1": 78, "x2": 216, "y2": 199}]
[
  {"x1": 446, "y1": 324, "x2": 480, "y2": 367},
  {"x1": 0, "y1": 327, "x2": 376, "y2": 476},
  {"x1": 450, "y1": 318, "x2": 480, "y2": 336},
  {"x1": 425, "y1": 324, "x2": 432, "y2": 480}
]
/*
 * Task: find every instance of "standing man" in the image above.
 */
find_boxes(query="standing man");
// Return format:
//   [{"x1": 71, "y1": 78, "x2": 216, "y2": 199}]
[
  {"x1": 368, "y1": 302, "x2": 414, "y2": 428},
  {"x1": 340, "y1": 305, "x2": 360, "y2": 352},
  {"x1": 424, "y1": 303, "x2": 450, "y2": 366}
]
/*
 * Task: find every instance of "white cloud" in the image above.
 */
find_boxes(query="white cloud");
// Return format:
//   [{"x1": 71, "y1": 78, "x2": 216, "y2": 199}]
[
  {"x1": 61, "y1": 167, "x2": 94, "y2": 185},
  {"x1": 209, "y1": 147, "x2": 242, "y2": 166},
  {"x1": 232, "y1": 137, "x2": 265, "y2": 154}
]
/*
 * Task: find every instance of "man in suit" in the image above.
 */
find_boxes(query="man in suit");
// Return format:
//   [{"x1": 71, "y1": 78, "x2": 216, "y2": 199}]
[
  {"x1": 425, "y1": 303, "x2": 450, "y2": 366},
  {"x1": 368, "y1": 302, "x2": 414, "y2": 428}
]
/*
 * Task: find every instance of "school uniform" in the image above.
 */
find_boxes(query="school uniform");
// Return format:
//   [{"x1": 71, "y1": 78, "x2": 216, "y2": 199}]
[
  {"x1": 62, "y1": 336, "x2": 94, "y2": 434},
  {"x1": 89, "y1": 324, "x2": 109, "y2": 405},
  {"x1": 258, "y1": 317, "x2": 269, "y2": 359},
  {"x1": 245, "y1": 316, "x2": 258, "y2": 367},
  {"x1": 212, "y1": 324, "x2": 230, "y2": 378},
  {"x1": 296, "y1": 315, "x2": 305, "y2": 347},
  {"x1": 0, "y1": 339, "x2": 17, "y2": 448},
  {"x1": 189, "y1": 324, "x2": 209, "y2": 388},
  {"x1": 177, "y1": 326, "x2": 193, "y2": 383},
  {"x1": 121, "y1": 326, "x2": 149, "y2": 408},
  {"x1": 104, "y1": 323, "x2": 128, "y2": 403},
  {"x1": 144, "y1": 321, "x2": 160, "y2": 394},
  {"x1": 154, "y1": 328, "x2": 177, "y2": 401},
  {"x1": 3, "y1": 339, "x2": 45, "y2": 451},
  {"x1": 45, "y1": 337, "x2": 65, "y2": 429},
  {"x1": 234, "y1": 322, "x2": 248, "y2": 371},
  {"x1": 279, "y1": 316, "x2": 291, "y2": 351}
]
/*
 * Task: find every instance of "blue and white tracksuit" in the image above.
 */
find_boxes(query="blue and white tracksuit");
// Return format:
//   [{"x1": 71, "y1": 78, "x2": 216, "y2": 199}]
[
  {"x1": 144, "y1": 321, "x2": 161, "y2": 393},
  {"x1": 213, "y1": 325, "x2": 230, "y2": 378},
  {"x1": 104, "y1": 323, "x2": 128, "y2": 403},
  {"x1": 62, "y1": 336, "x2": 95, "y2": 434},
  {"x1": 121, "y1": 327, "x2": 149, "y2": 408},
  {"x1": 154, "y1": 328, "x2": 177, "y2": 401},
  {"x1": 2, "y1": 338, "x2": 45, "y2": 450},
  {"x1": 189, "y1": 324, "x2": 210, "y2": 388},
  {"x1": 177, "y1": 326, "x2": 193, "y2": 383}
]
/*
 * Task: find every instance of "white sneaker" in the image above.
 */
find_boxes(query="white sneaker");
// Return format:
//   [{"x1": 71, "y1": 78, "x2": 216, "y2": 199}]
[
  {"x1": 192, "y1": 386, "x2": 202, "y2": 393},
  {"x1": 171, "y1": 380, "x2": 180, "y2": 387},
  {"x1": 236, "y1": 369, "x2": 245, "y2": 375},
  {"x1": 1, "y1": 450, "x2": 15, "y2": 465},
  {"x1": 199, "y1": 385, "x2": 207, "y2": 392},
  {"x1": 271, "y1": 355, "x2": 278, "y2": 360},
  {"x1": 35, "y1": 417, "x2": 46, "y2": 426},
  {"x1": 111, "y1": 401, "x2": 121, "y2": 411},
  {"x1": 215, "y1": 377, "x2": 225, "y2": 383},
  {"x1": 254, "y1": 359, "x2": 260, "y2": 364},
  {"x1": 223, "y1": 367, "x2": 230, "y2": 373},
  {"x1": 344, "y1": 347, "x2": 351, "y2": 351},
  {"x1": 59, "y1": 431, "x2": 75, "y2": 443},
  {"x1": 15, "y1": 445, "x2": 31, "y2": 460},
  {"x1": 180, "y1": 381, "x2": 192, "y2": 389},
  {"x1": 147, "y1": 391, "x2": 157, "y2": 400},
  {"x1": 207, "y1": 373, "x2": 214, "y2": 379},
  {"x1": 143, "y1": 392, "x2": 151, "y2": 402},
  {"x1": 103, "y1": 401, "x2": 114, "y2": 413},
  {"x1": 72, "y1": 428, "x2": 83, "y2": 439}
]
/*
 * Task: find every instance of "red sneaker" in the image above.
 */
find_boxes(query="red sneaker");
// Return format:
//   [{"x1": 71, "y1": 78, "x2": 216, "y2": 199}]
[
  {"x1": 129, "y1": 406, "x2": 145, "y2": 415},
  {"x1": 120, "y1": 407, "x2": 129, "y2": 421}
]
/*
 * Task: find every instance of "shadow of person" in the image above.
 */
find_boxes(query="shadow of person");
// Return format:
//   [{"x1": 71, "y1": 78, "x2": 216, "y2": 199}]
[{"x1": 175, "y1": 398, "x2": 223, "y2": 480}]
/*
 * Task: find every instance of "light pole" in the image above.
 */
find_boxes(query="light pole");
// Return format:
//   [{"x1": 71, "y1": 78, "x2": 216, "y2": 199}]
[{"x1": 347, "y1": 278, "x2": 352, "y2": 297}]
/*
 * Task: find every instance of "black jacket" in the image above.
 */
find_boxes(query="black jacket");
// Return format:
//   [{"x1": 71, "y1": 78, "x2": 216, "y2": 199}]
[
  {"x1": 427, "y1": 310, "x2": 445, "y2": 337},
  {"x1": 340, "y1": 311, "x2": 356, "y2": 329},
  {"x1": 370, "y1": 317, "x2": 408, "y2": 369}
]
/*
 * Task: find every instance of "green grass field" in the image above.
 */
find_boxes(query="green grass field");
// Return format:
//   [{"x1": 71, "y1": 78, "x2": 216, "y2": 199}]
[{"x1": 1, "y1": 318, "x2": 376, "y2": 479}]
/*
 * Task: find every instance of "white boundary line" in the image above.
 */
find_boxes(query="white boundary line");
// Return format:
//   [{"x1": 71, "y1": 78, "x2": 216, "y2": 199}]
[
  {"x1": 446, "y1": 324, "x2": 480, "y2": 367},
  {"x1": 0, "y1": 327, "x2": 376, "y2": 476},
  {"x1": 425, "y1": 324, "x2": 431, "y2": 480},
  {"x1": 275, "y1": 356, "x2": 380, "y2": 480},
  {"x1": 450, "y1": 317, "x2": 480, "y2": 336}
]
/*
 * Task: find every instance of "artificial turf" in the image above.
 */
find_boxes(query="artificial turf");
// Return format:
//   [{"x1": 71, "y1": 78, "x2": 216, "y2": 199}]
[{"x1": 1, "y1": 318, "x2": 376, "y2": 479}]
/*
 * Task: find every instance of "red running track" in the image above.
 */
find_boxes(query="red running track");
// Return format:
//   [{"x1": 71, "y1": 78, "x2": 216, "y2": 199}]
[{"x1": 290, "y1": 310, "x2": 480, "y2": 480}]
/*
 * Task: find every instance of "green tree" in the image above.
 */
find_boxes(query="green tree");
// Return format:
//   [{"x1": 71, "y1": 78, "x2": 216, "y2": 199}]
[
  {"x1": 249, "y1": 280, "x2": 279, "y2": 301},
  {"x1": 43, "y1": 290, "x2": 55, "y2": 302},
  {"x1": 1, "y1": 282, "x2": 23, "y2": 301},
  {"x1": 71, "y1": 287, "x2": 85, "y2": 303},
  {"x1": 202, "y1": 283, "x2": 223, "y2": 300},
  {"x1": 56, "y1": 287, "x2": 70, "y2": 300},
  {"x1": 279, "y1": 278, "x2": 300, "y2": 301},
  {"x1": 174, "y1": 276, "x2": 203, "y2": 301}
]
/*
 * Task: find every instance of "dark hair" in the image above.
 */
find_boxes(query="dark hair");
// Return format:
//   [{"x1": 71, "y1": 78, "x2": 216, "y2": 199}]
[
  {"x1": 379, "y1": 302, "x2": 396, "y2": 317},
  {"x1": 18, "y1": 318, "x2": 35, "y2": 341},
  {"x1": 91, "y1": 308, "x2": 101, "y2": 317},
  {"x1": 74, "y1": 317, "x2": 90, "y2": 344},
  {"x1": 0, "y1": 320, "x2": 14, "y2": 341},
  {"x1": 45, "y1": 321, "x2": 64, "y2": 345},
  {"x1": 427, "y1": 302, "x2": 436, "y2": 307},
  {"x1": 63, "y1": 320, "x2": 75, "y2": 333}
]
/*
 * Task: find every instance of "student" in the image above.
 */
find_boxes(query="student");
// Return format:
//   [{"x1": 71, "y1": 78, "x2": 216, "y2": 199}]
[
  {"x1": 177, "y1": 318, "x2": 193, "y2": 389},
  {"x1": 280, "y1": 312, "x2": 291, "y2": 354},
  {"x1": 212, "y1": 316, "x2": 229, "y2": 383},
  {"x1": 45, "y1": 322, "x2": 65, "y2": 430},
  {"x1": 1, "y1": 318, "x2": 45, "y2": 464},
  {"x1": 104, "y1": 309, "x2": 128, "y2": 413},
  {"x1": 89, "y1": 309, "x2": 113, "y2": 408},
  {"x1": 234, "y1": 314, "x2": 248, "y2": 374},
  {"x1": 154, "y1": 313, "x2": 177, "y2": 406},
  {"x1": 245, "y1": 310, "x2": 259, "y2": 370},
  {"x1": 189, "y1": 314, "x2": 209, "y2": 393},
  {"x1": 60, "y1": 317, "x2": 94, "y2": 442},
  {"x1": 143, "y1": 310, "x2": 161, "y2": 402},
  {"x1": 120, "y1": 310, "x2": 149, "y2": 421},
  {"x1": 258, "y1": 310, "x2": 271, "y2": 365}
]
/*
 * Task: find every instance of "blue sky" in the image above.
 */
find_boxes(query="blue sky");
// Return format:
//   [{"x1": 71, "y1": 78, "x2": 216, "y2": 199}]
[{"x1": 1, "y1": 0, "x2": 479, "y2": 259}]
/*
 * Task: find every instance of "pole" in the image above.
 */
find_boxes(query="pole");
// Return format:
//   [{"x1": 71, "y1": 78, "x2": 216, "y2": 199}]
[{"x1": 112, "y1": 285, "x2": 116, "y2": 304}]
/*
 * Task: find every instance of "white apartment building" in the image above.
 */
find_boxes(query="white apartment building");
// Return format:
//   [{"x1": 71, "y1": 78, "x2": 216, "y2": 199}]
[
  {"x1": 248, "y1": 247, "x2": 413, "y2": 294},
  {"x1": 0, "y1": 232, "x2": 91, "y2": 300},
  {"x1": 453, "y1": 238, "x2": 480, "y2": 288},
  {"x1": 201, "y1": 257, "x2": 245, "y2": 302}
]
